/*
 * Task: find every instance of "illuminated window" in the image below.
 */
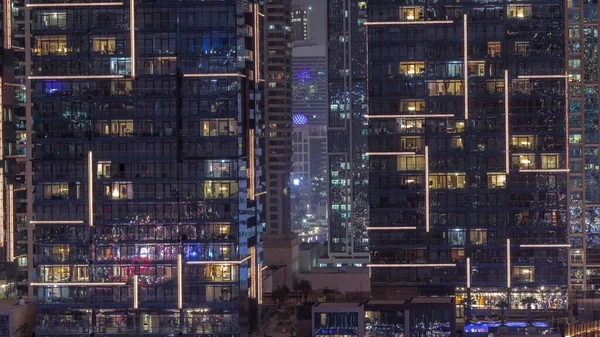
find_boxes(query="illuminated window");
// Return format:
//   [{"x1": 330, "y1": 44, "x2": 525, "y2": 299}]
[
  {"x1": 429, "y1": 173, "x2": 466, "y2": 189},
  {"x1": 97, "y1": 161, "x2": 111, "y2": 178},
  {"x1": 201, "y1": 119, "x2": 237, "y2": 136},
  {"x1": 399, "y1": 6, "x2": 422, "y2": 21},
  {"x1": 400, "y1": 100, "x2": 425, "y2": 113},
  {"x1": 513, "y1": 266, "x2": 535, "y2": 282},
  {"x1": 487, "y1": 42, "x2": 501, "y2": 57},
  {"x1": 428, "y1": 80, "x2": 463, "y2": 96},
  {"x1": 448, "y1": 230, "x2": 465, "y2": 245},
  {"x1": 571, "y1": 250, "x2": 583, "y2": 264},
  {"x1": 514, "y1": 42, "x2": 529, "y2": 56},
  {"x1": 541, "y1": 154, "x2": 559, "y2": 169},
  {"x1": 468, "y1": 61, "x2": 486, "y2": 77},
  {"x1": 510, "y1": 136, "x2": 534, "y2": 150},
  {"x1": 570, "y1": 134, "x2": 582, "y2": 144},
  {"x1": 512, "y1": 154, "x2": 535, "y2": 169},
  {"x1": 397, "y1": 118, "x2": 424, "y2": 133},
  {"x1": 485, "y1": 79, "x2": 504, "y2": 94},
  {"x1": 92, "y1": 37, "x2": 116, "y2": 54},
  {"x1": 40, "y1": 266, "x2": 71, "y2": 282},
  {"x1": 447, "y1": 173, "x2": 466, "y2": 189},
  {"x1": 105, "y1": 182, "x2": 133, "y2": 200},
  {"x1": 204, "y1": 181, "x2": 238, "y2": 199},
  {"x1": 396, "y1": 154, "x2": 425, "y2": 171},
  {"x1": 469, "y1": 229, "x2": 487, "y2": 245},
  {"x1": 40, "y1": 12, "x2": 67, "y2": 29},
  {"x1": 204, "y1": 264, "x2": 236, "y2": 282},
  {"x1": 107, "y1": 120, "x2": 133, "y2": 137},
  {"x1": 205, "y1": 160, "x2": 234, "y2": 178},
  {"x1": 452, "y1": 248, "x2": 465, "y2": 262},
  {"x1": 487, "y1": 173, "x2": 506, "y2": 188},
  {"x1": 508, "y1": 4, "x2": 532, "y2": 18},
  {"x1": 569, "y1": 57, "x2": 581, "y2": 68},
  {"x1": 450, "y1": 136, "x2": 463, "y2": 149},
  {"x1": 42, "y1": 183, "x2": 76, "y2": 200},
  {"x1": 401, "y1": 136, "x2": 422, "y2": 151},
  {"x1": 447, "y1": 121, "x2": 465, "y2": 133},
  {"x1": 399, "y1": 62, "x2": 425, "y2": 76},
  {"x1": 34, "y1": 35, "x2": 67, "y2": 56}
]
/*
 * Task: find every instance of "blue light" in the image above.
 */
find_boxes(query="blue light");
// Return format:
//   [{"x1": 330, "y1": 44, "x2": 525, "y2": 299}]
[{"x1": 293, "y1": 114, "x2": 309, "y2": 125}]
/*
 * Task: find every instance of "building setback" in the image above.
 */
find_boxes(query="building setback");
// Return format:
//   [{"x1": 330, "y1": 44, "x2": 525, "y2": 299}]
[
  {"x1": 366, "y1": 0, "x2": 569, "y2": 313},
  {"x1": 26, "y1": 0, "x2": 264, "y2": 335}
]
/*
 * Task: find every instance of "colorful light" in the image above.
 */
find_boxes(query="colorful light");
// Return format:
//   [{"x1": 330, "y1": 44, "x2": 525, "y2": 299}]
[{"x1": 292, "y1": 114, "x2": 309, "y2": 125}]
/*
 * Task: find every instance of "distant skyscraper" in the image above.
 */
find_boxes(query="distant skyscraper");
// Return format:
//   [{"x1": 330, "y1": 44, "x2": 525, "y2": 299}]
[
  {"x1": 291, "y1": 5, "x2": 310, "y2": 41},
  {"x1": 26, "y1": 1, "x2": 264, "y2": 335},
  {"x1": 366, "y1": 0, "x2": 569, "y2": 312},
  {"x1": 291, "y1": 43, "x2": 327, "y2": 229},
  {"x1": 264, "y1": 0, "x2": 293, "y2": 235},
  {"x1": 326, "y1": 0, "x2": 369, "y2": 265}
]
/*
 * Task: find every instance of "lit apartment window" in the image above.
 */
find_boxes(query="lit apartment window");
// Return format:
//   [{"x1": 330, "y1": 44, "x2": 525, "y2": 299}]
[
  {"x1": 42, "y1": 183, "x2": 75, "y2": 200},
  {"x1": 487, "y1": 173, "x2": 506, "y2": 188},
  {"x1": 34, "y1": 35, "x2": 68, "y2": 55},
  {"x1": 204, "y1": 181, "x2": 238, "y2": 199},
  {"x1": 399, "y1": 62, "x2": 424, "y2": 76},
  {"x1": 448, "y1": 229, "x2": 466, "y2": 245},
  {"x1": 201, "y1": 119, "x2": 237, "y2": 136},
  {"x1": 400, "y1": 100, "x2": 425, "y2": 113},
  {"x1": 513, "y1": 154, "x2": 535, "y2": 169},
  {"x1": 487, "y1": 42, "x2": 501, "y2": 57},
  {"x1": 510, "y1": 136, "x2": 534, "y2": 150},
  {"x1": 396, "y1": 154, "x2": 425, "y2": 171},
  {"x1": 40, "y1": 12, "x2": 67, "y2": 28},
  {"x1": 105, "y1": 182, "x2": 133, "y2": 200},
  {"x1": 469, "y1": 229, "x2": 487, "y2": 245},
  {"x1": 399, "y1": 6, "x2": 422, "y2": 21},
  {"x1": 507, "y1": 4, "x2": 532, "y2": 18},
  {"x1": 97, "y1": 161, "x2": 111, "y2": 178},
  {"x1": 428, "y1": 80, "x2": 463, "y2": 96},
  {"x1": 92, "y1": 37, "x2": 116, "y2": 54},
  {"x1": 541, "y1": 154, "x2": 559, "y2": 169},
  {"x1": 513, "y1": 266, "x2": 535, "y2": 282},
  {"x1": 401, "y1": 136, "x2": 422, "y2": 151}
]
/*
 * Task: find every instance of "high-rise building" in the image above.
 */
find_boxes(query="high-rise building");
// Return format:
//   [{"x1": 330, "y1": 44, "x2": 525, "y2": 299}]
[
  {"x1": 0, "y1": 12, "x2": 20, "y2": 299},
  {"x1": 326, "y1": 0, "x2": 369, "y2": 265},
  {"x1": 291, "y1": 5, "x2": 309, "y2": 41},
  {"x1": 264, "y1": 0, "x2": 293, "y2": 235},
  {"x1": 292, "y1": 43, "x2": 327, "y2": 125},
  {"x1": 26, "y1": 1, "x2": 264, "y2": 335},
  {"x1": 262, "y1": 0, "x2": 298, "y2": 290},
  {"x1": 566, "y1": 0, "x2": 600, "y2": 299},
  {"x1": 291, "y1": 43, "x2": 327, "y2": 229},
  {"x1": 366, "y1": 0, "x2": 569, "y2": 313}
]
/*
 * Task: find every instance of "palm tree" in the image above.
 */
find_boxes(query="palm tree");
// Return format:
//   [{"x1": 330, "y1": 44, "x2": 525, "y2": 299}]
[
  {"x1": 496, "y1": 297, "x2": 510, "y2": 326},
  {"x1": 271, "y1": 285, "x2": 290, "y2": 308},
  {"x1": 521, "y1": 296, "x2": 538, "y2": 324},
  {"x1": 294, "y1": 279, "x2": 312, "y2": 302}
]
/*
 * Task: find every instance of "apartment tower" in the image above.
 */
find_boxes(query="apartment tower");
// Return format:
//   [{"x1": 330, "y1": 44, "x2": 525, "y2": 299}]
[
  {"x1": 366, "y1": 0, "x2": 569, "y2": 314},
  {"x1": 25, "y1": 0, "x2": 264, "y2": 335},
  {"x1": 326, "y1": 0, "x2": 370, "y2": 265}
]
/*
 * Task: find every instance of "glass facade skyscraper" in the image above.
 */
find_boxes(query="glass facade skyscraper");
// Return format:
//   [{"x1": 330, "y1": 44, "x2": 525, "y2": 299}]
[
  {"x1": 26, "y1": 0, "x2": 264, "y2": 335},
  {"x1": 566, "y1": 0, "x2": 600, "y2": 298},
  {"x1": 327, "y1": 0, "x2": 369, "y2": 263},
  {"x1": 366, "y1": 0, "x2": 569, "y2": 312}
]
